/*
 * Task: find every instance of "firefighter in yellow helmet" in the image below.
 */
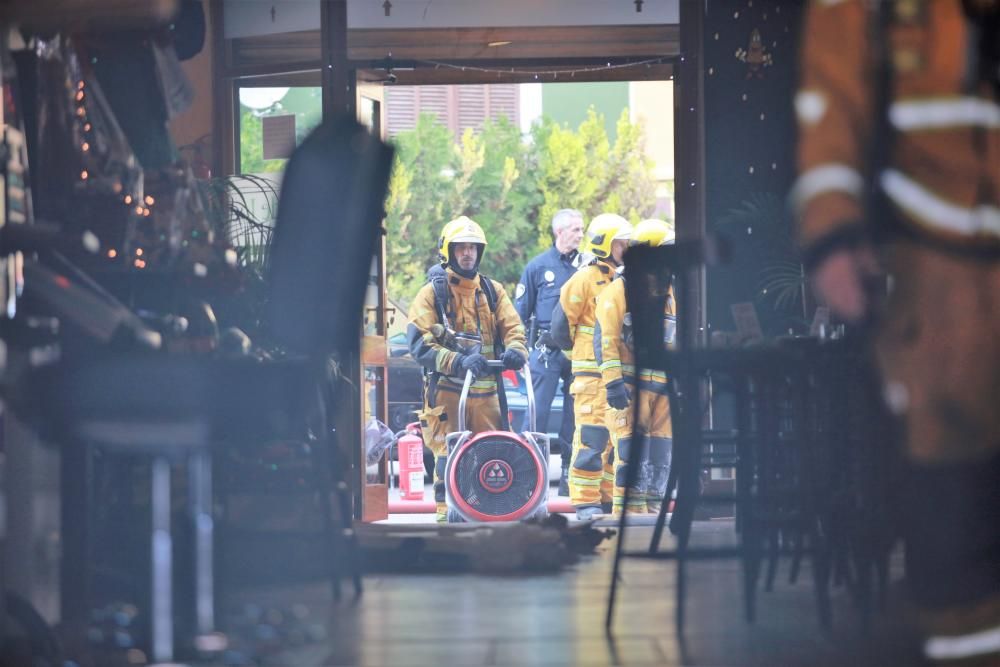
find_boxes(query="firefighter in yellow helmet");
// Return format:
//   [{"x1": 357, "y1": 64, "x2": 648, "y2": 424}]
[
  {"x1": 558, "y1": 213, "x2": 633, "y2": 520},
  {"x1": 406, "y1": 216, "x2": 529, "y2": 522},
  {"x1": 795, "y1": 1, "x2": 1000, "y2": 662},
  {"x1": 595, "y1": 219, "x2": 676, "y2": 516}
]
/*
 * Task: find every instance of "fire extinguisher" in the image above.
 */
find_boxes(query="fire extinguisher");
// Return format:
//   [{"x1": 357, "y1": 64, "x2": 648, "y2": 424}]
[{"x1": 397, "y1": 422, "x2": 426, "y2": 501}]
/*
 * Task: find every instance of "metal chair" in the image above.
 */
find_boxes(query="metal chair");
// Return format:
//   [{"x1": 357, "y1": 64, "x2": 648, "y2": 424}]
[{"x1": 605, "y1": 244, "x2": 895, "y2": 640}]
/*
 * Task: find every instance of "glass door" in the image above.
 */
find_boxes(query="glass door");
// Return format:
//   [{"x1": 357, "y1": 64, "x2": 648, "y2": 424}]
[
  {"x1": 224, "y1": 6, "x2": 393, "y2": 524},
  {"x1": 231, "y1": 77, "x2": 393, "y2": 522}
]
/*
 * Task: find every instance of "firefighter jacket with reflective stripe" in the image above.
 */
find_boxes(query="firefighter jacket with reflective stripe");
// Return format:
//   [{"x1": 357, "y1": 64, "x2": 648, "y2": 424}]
[
  {"x1": 407, "y1": 268, "x2": 528, "y2": 393},
  {"x1": 596, "y1": 278, "x2": 676, "y2": 391},
  {"x1": 559, "y1": 259, "x2": 616, "y2": 376},
  {"x1": 793, "y1": 0, "x2": 1000, "y2": 254},
  {"x1": 595, "y1": 277, "x2": 635, "y2": 384}
]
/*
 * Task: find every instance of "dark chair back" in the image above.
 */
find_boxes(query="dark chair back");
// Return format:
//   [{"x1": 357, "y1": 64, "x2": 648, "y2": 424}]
[{"x1": 268, "y1": 114, "x2": 394, "y2": 356}]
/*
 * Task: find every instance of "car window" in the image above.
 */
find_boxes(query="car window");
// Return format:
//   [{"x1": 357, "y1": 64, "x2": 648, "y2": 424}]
[{"x1": 388, "y1": 332, "x2": 410, "y2": 357}]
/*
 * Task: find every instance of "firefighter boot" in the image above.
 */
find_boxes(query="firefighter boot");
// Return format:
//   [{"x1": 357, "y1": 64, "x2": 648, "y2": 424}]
[
  {"x1": 645, "y1": 437, "x2": 672, "y2": 515},
  {"x1": 434, "y1": 455, "x2": 448, "y2": 523}
]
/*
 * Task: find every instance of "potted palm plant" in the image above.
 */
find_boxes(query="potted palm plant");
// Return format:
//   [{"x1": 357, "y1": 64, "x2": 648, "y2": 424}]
[{"x1": 716, "y1": 192, "x2": 813, "y2": 335}]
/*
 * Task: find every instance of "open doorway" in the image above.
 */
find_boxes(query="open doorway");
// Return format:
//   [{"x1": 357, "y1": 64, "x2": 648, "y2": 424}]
[
  {"x1": 375, "y1": 74, "x2": 675, "y2": 523},
  {"x1": 217, "y1": 2, "x2": 684, "y2": 526},
  {"x1": 223, "y1": 72, "x2": 676, "y2": 526}
]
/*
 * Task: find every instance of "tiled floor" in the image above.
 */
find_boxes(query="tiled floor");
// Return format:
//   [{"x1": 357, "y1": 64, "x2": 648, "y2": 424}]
[{"x1": 228, "y1": 519, "x2": 923, "y2": 666}]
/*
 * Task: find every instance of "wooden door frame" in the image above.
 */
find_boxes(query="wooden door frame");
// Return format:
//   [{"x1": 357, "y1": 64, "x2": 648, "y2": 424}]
[
  {"x1": 209, "y1": 1, "x2": 706, "y2": 521},
  {"x1": 675, "y1": 0, "x2": 706, "y2": 344}
]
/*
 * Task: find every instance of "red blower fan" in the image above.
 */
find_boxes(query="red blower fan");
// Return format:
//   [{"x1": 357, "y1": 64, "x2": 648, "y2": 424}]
[{"x1": 445, "y1": 360, "x2": 549, "y2": 522}]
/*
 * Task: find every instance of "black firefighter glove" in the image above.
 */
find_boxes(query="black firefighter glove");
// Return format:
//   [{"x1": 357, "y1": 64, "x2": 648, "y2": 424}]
[
  {"x1": 502, "y1": 348, "x2": 527, "y2": 371},
  {"x1": 606, "y1": 378, "x2": 631, "y2": 410},
  {"x1": 456, "y1": 352, "x2": 489, "y2": 379}
]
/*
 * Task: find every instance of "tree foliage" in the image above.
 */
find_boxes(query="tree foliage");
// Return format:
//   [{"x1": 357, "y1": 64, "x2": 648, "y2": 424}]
[{"x1": 385, "y1": 107, "x2": 660, "y2": 308}]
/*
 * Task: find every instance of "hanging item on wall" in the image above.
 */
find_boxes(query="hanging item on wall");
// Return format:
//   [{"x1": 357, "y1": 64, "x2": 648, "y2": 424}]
[
  {"x1": 262, "y1": 114, "x2": 296, "y2": 161},
  {"x1": 735, "y1": 28, "x2": 773, "y2": 78}
]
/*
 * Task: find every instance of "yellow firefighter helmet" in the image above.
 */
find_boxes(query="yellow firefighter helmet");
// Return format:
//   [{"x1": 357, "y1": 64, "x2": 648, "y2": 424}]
[
  {"x1": 631, "y1": 218, "x2": 675, "y2": 247},
  {"x1": 438, "y1": 216, "x2": 488, "y2": 264},
  {"x1": 585, "y1": 213, "x2": 633, "y2": 259}
]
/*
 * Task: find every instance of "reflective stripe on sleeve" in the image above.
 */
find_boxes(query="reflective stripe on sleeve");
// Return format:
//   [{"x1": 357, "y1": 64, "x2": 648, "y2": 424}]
[
  {"x1": 881, "y1": 170, "x2": 1000, "y2": 238},
  {"x1": 790, "y1": 163, "x2": 865, "y2": 212},
  {"x1": 925, "y1": 624, "x2": 1000, "y2": 661},
  {"x1": 890, "y1": 97, "x2": 1000, "y2": 131}
]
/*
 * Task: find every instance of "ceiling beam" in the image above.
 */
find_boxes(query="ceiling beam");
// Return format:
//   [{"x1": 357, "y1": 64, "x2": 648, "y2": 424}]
[
  {"x1": 356, "y1": 64, "x2": 674, "y2": 86},
  {"x1": 226, "y1": 24, "x2": 679, "y2": 74},
  {"x1": 348, "y1": 25, "x2": 680, "y2": 60}
]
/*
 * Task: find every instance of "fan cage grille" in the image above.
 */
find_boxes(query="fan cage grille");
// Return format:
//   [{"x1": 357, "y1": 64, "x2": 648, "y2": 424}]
[{"x1": 449, "y1": 434, "x2": 544, "y2": 518}]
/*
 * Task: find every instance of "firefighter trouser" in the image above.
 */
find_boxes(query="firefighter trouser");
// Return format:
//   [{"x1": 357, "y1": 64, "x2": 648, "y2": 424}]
[
  {"x1": 418, "y1": 382, "x2": 501, "y2": 522},
  {"x1": 638, "y1": 388, "x2": 673, "y2": 511},
  {"x1": 902, "y1": 453, "x2": 1000, "y2": 665},
  {"x1": 568, "y1": 374, "x2": 613, "y2": 509},
  {"x1": 875, "y1": 242, "x2": 1000, "y2": 465},
  {"x1": 609, "y1": 386, "x2": 673, "y2": 514},
  {"x1": 874, "y1": 241, "x2": 1000, "y2": 663},
  {"x1": 520, "y1": 346, "x2": 575, "y2": 464}
]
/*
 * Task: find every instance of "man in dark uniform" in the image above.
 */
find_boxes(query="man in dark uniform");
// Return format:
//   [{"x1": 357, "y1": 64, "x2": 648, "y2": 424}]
[{"x1": 515, "y1": 209, "x2": 585, "y2": 496}]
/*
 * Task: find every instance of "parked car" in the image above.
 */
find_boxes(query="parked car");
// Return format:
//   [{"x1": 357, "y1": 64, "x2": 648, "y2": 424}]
[
  {"x1": 502, "y1": 369, "x2": 568, "y2": 455},
  {"x1": 387, "y1": 332, "x2": 423, "y2": 433}
]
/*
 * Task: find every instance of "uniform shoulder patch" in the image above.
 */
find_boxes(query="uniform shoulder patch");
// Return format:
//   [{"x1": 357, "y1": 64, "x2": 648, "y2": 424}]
[
  {"x1": 515, "y1": 283, "x2": 526, "y2": 299},
  {"x1": 795, "y1": 90, "x2": 827, "y2": 126}
]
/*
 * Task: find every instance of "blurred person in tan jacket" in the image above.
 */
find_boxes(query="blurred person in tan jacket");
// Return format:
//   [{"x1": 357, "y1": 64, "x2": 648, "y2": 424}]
[{"x1": 794, "y1": 1, "x2": 1000, "y2": 662}]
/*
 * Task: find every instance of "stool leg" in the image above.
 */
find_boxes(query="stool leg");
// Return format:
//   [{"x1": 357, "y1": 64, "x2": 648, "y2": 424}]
[
  {"x1": 151, "y1": 457, "x2": 174, "y2": 663},
  {"x1": 764, "y1": 530, "x2": 779, "y2": 592},
  {"x1": 189, "y1": 451, "x2": 215, "y2": 636},
  {"x1": 61, "y1": 439, "x2": 92, "y2": 634}
]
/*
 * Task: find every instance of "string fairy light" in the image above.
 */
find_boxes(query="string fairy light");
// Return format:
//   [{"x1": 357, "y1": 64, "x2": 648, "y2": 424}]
[
  {"x1": 410, "y1": 57, "x2": 669, "y2": 79},
  {"x1": 71, "y1": 75, "x2": 152, "y2": 267}
]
